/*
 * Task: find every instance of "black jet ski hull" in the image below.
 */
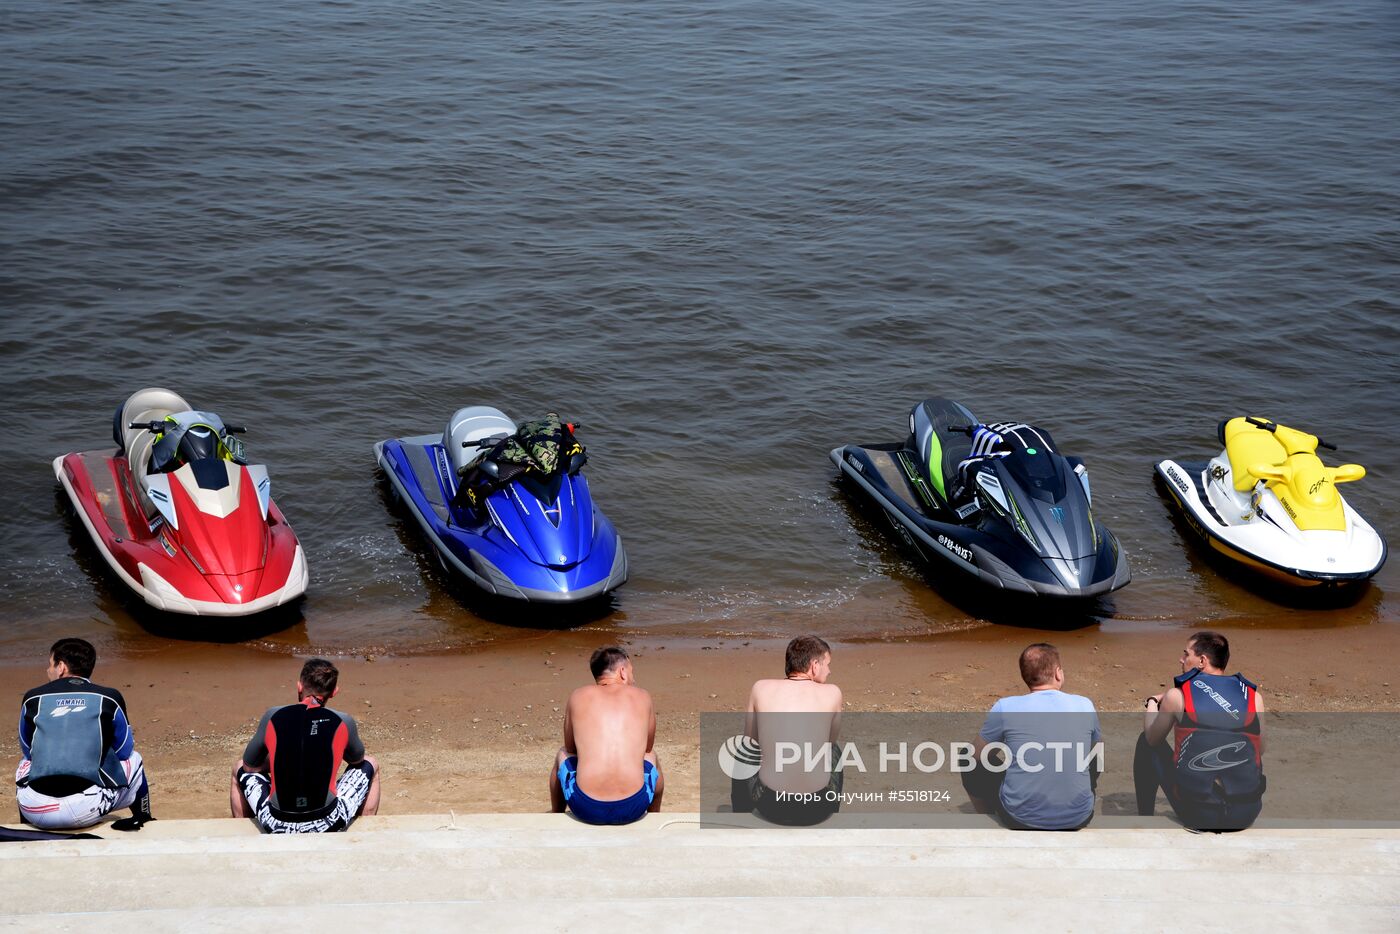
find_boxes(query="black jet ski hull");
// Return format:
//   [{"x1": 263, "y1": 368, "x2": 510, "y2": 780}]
[{"x1": 832, "y1": 443, "x2": 1130, "y2": 599}]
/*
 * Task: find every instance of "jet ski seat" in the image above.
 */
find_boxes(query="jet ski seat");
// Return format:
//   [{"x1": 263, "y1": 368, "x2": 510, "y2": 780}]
[
  {"x1": 445, "y1": 406, "x2": 517, "y2": 475},
  {"x1": 910, "y1": 397, "x2": 976, "y2": 503},
  {"x1": 1222, "y1": 417, "x2": 1288, "y2": 493},
  {"x1": 115, "y1": 387, "x2": 192, "y2": 517}
]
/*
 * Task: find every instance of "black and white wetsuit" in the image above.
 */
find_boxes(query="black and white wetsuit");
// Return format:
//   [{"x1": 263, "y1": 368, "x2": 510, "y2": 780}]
[{"x1": 237, "y1": 697, "x2": 373, "y2": 833}]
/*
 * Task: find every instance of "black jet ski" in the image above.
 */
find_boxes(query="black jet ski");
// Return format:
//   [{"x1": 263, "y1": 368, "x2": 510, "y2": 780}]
[{"x1": 831, "y1": 397, "x2": 1130, "y2": 598}]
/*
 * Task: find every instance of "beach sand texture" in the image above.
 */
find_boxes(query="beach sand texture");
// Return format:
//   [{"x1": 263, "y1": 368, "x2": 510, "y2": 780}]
[{"x1": 2, "y1": 625, "x2": 1395, "y2": 822}]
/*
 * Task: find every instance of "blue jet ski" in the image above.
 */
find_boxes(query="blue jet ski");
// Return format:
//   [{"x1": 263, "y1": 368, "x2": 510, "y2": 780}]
[{"x1": 374, "y1": 407, "x2": 627, "y2": 603}]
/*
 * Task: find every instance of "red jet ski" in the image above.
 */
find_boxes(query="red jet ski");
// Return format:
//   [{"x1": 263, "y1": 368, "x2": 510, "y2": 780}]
[{"x1": 53, "y1": 388, "x2": 308, "y2": 616}]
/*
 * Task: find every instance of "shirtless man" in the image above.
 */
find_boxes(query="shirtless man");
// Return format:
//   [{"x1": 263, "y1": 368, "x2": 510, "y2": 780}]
[
  {"x1": 549, "y1": 646, "x2": 663, "y2": 824},
  {"x1": 734, "y1": 635, "x2": 844, "y2": 824}
]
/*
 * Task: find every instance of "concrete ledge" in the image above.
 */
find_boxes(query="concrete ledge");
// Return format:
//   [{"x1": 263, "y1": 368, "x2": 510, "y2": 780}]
[{"x1": 1, "y1": 815, "x2": 1397, "y2": 932}]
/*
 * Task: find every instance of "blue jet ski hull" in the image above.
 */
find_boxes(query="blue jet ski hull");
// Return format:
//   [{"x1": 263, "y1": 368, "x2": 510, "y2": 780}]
[{"x1": 374, "y1": 435, "x2": 627, "y2": 603}]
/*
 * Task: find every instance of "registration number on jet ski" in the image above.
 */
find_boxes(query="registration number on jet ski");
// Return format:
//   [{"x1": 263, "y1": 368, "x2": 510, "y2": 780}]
[{"x1": 937, "y1": 534, "x2": 973, "y2": 563}]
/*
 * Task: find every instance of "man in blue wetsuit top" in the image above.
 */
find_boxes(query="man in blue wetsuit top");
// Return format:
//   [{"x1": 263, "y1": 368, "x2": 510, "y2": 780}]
[
  {"x1": 549, "y1": 646, "x2": 664, "y2": 824},
  {"x1": 16, "y1": 638, "x2": 154, "y2": 831},
  {"x1": 230, "y1": 658, "x2": 380, "y2": 833},
  {"x1": 1136, "y1": 631, "x2": 1266, "y2": 831}
]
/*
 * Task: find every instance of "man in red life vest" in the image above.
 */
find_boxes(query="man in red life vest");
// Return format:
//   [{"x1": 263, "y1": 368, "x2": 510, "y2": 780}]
[{"x1": 1136, "y1": 631, "x2": 1266, "y2": 831}]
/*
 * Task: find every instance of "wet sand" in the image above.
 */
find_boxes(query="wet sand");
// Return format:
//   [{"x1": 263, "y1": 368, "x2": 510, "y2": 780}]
[{"x1": 2, "y1": 621, "x2": 1396, "y2": 822}]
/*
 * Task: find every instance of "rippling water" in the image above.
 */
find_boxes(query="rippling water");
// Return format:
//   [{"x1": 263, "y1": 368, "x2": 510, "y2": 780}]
[{"x1": 2, "y1": 0, "x2": 1397, "y2": 654}]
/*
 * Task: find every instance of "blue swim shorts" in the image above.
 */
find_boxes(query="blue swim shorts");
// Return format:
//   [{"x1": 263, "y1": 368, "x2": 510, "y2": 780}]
[{"x1": 558, "y1": 757, "x2": 657, "y2": 825}]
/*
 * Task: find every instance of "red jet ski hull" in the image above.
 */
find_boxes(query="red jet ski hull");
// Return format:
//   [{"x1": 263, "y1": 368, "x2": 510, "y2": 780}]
[{"x1": 54, "y1": 450, "x2": 307, "y2": 616}]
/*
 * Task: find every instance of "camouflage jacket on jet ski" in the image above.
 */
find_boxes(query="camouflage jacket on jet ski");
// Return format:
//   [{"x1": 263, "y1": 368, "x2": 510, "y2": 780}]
[{"x1": 453, "y1": 413, "x2": 585, "y2": 510}]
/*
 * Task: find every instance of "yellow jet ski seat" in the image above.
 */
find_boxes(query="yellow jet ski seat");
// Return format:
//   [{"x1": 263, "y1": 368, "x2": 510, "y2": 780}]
[
  {"x1": 1222, "y1": 417, "x2": 1287, "y2": 493},
  {"x1": 1221, "y1": 416, "x2": 1366, "y2": 532}
]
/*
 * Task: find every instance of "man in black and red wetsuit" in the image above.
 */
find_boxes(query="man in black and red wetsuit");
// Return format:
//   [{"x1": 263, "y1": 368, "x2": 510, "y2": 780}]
[
  {"x1": 1135, "y1": 631, "x2": 1266, "y2": 831},
  {"x1": 229, "y1": 658, "x2": 380, "y2": 833}
]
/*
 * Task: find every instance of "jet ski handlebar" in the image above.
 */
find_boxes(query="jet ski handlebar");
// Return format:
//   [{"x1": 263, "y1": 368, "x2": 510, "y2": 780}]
[
  {"x1": 1244, "y1": 416, "x2": 1337, "y2": 451},
  {"x1": 461, "y1": 423, "x2": 582, "y2": 448},
  {"x1": 128, "y1": 420, "x2": 246, "y2": 434}
]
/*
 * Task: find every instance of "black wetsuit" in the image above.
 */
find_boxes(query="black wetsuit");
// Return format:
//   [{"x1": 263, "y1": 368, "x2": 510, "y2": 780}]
[{"x1": 242, "y1": 698, "x2": 365, "y2": 822}]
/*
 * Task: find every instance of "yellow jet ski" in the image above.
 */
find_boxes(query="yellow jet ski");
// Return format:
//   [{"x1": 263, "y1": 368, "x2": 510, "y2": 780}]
[{"x1": 1155, "y1": 417, "x2": 1386, "y2": 586}]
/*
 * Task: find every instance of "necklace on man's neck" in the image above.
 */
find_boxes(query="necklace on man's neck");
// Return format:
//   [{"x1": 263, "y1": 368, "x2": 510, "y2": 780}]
[{"x1": 786, "y1": 674, "x2": 813, "y2": 682}]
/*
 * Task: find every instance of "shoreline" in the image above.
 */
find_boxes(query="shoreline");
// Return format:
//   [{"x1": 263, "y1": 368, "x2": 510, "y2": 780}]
[
  {"x1": 8, "y1": 547, "x2": 1394, "y2": 662},
  {"x1": 2, "y1": 620, "x2": 1396, "y2": 821}
]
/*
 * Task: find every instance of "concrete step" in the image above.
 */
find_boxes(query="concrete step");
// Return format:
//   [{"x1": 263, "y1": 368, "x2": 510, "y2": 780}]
[{"x1": 1, "y1": 815, "x2": 1396, "y2": 933}]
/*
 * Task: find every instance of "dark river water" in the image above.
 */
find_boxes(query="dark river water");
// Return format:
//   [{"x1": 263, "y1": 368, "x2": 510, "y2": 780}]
[{"x1": 2, "y1": 0, "x2": 1397, "y2": 656}]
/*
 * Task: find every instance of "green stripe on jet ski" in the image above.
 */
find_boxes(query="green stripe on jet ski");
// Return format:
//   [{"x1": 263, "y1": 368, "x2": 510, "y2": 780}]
[
  {"x1": 896, "y1": 451, "x2": 937, "y2": 509},
  {"x1": 925, "y1": 431, "x2": 945, "y2": 500}
]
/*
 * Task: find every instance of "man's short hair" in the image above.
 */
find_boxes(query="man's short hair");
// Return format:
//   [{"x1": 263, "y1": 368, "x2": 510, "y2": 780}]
[
  {"x1": 299, "y1": 658, "x2": 339, "y2": 699},
  {"x1": 589, "y1": 646, "x2": 629, "y2": 680},
  {"x1": 1018, "y1": 643, "x2": 1060, "y2": 688},
  {"x1": 50, "y1": 638, "x2": 96, "y2": 678},
  {"x1": 785, "y1": 635, "x2": 831, "y2": 676},
  {"x1": 1189, "y1": 631, "x2": 1230, "y2": 670}
]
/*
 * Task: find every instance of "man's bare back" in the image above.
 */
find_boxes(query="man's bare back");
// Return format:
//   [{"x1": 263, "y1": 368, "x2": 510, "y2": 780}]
[
  {"x1": 747, "y1": 644, "x2": 842, "y2": 794},
  {"x1": 549, "y1": 647, "x2": 665, "y2": 822},
  {"x1": 748, "y1": 678, "x2": 844, "y2": 717},
  {"x1": 565, "y1": 680, "x2": 655, "y2": 799}
]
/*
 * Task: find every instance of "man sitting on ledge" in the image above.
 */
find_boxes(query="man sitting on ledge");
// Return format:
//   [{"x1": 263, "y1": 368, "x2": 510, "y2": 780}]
[
  {"x1": 1136, "y1": 631, "x2": 1265, "y2": 832},
  {"x1": 16, "y1": 638, "x2": 155, "y2": 831},
  {"x1": 733, "y1": 635, "x2": 844, "y2": 825},
  {"x1": 230, "y1": 658, "x2": 380, "y2": 833},
  {"x1": 963, "y1": 642, "x2": 1101, "y2": 830},
  {"x1": 549, "y1": 646, "x2": 664, "y2": 824}
]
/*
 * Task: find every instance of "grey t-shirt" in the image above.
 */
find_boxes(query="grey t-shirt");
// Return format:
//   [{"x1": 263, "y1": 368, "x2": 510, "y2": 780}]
[{"x1": 979, "y1": 690, "x2": 1101, "y2": 829}]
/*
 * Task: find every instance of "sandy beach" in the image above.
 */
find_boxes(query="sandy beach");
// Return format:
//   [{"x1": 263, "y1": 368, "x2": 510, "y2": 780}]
[{"x1": 3, "y1": 621, "x2": 1395, "y2": 822}]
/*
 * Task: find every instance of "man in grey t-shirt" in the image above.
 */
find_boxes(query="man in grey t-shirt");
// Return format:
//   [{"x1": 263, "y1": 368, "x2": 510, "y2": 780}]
[{"x1": 963, "y1": 643, "x2": 1101, "y2": 830}]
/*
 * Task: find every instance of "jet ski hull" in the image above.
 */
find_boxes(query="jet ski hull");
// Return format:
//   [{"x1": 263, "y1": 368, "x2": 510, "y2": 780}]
[
  {"x1": 1155, "y1": 458, "x2": 1386, "y2": 586},
  {"x1": 375, "y1": 436, "x2": 627, "y2": 603},
  {"x1": 54, "y1": 451, "x2": 307, "y2": 616},
  {"x1": 832, "y1": 444, "x2": 1129, "y2": 599}
]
